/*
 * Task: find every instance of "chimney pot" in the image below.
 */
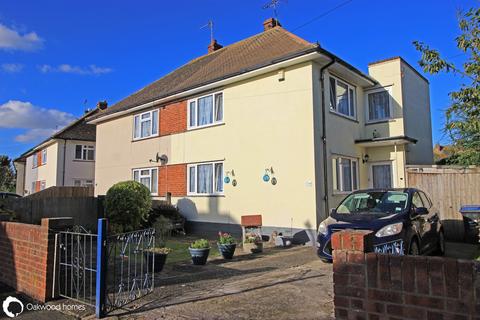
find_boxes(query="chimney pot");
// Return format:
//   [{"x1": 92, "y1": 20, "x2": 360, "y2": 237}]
[
  {"x1": 97, "y1": 101, "x2": 108, "y2": 110},
  {"x1": 263, "y1": 18, "x2": 281, "y2": 31},
  {"x1": 208, "y1": 39, "x2": 223, "y2": 53}
]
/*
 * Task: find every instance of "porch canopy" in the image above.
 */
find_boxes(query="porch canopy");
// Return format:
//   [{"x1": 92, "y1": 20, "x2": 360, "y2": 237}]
[{"x1": 354, "y1": 135, "x2": 417, "y2": 147}]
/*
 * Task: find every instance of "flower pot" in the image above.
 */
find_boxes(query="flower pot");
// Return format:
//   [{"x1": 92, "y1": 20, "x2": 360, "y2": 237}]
[
  {"x1": 243, "y1": 242, "x2": 263, "y2": 253},
  {"x1": 189, "y1": 247, "x2": 210, "y2": 265},
  {"x1": 217, "y1": 243, "x2": 236, "y2": 259},
  {"x1": 144, "y1": 251, "x2": 168, "y2": 273}
]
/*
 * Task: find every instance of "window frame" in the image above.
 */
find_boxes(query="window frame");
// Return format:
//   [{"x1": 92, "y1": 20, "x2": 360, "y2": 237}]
[
  {"x1": 132, "y1": 167, "x2": 158, "y2": 196},
  {"x1": 332, "y1": 155, "x2": 359, "y2": 194},
  {"x1": 187, "y1": 91, "x2": 224, "y2": 130},
  {"x1": 187, "y1": 161, "x2": 224, "y2": 196},
  {"x1": 41, "y1": 149, "x2": 47, "y2": 165},
  {"x1": 329, "y1": 75, "x2": 357, "y2": 120},
  {"x1": 132, "y1": 109, "x2": 159, "y2": 140},
  {"x1": 74, "y1": 145, "x2": 95, "y2": 161},
  {"x1": 365, "y1": 86, "x2": 393, "y2": 123},
  {"x1": 32, "y1": 153, "x2": 38, "y2": 168}
]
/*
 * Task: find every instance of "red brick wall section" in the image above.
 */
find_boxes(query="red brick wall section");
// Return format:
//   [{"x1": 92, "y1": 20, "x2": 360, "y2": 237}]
[
  {"x1": 331, "y1": 230, "x2": 480, "y2": 320},
  {"x1": 158, "y1": 164, "x2": 187, "y2": 197},
  {"x1": 159, "y1": 100, "x2": 187, "y2": 136},
  {"x1": 0, "y1": 219, "x2": 57, "y2": 302}
]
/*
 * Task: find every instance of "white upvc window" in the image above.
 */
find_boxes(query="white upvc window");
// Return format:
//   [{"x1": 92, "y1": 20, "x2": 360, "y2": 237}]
[
  {"x1": 41, "y1": 149, "x2": 47, "y2": 165},
  {"x1": 75, "y1": 145, "x2": 95, "y2": 161},
  {"x1": 329, "y1": 76, "x2": 356, "y2": 119},
  {"x1": 132, "y1": 167, "x2": 158, "y2": 195},
  {"x1": 187, "y1": 161, "x2": 224, "y2": 195},
  {"x1": 332, "y1": 156, "x2": 358, "y2": 193},
  {"x1": 73, "y1": 179, "x2": 94, "y2": 187},
  {"x1": 188, "y1": 92, "x2": 223, "y2": 129},
  {"x1": 40, "y1": 181, "x2": 46, "y2": 191},
  {"x1": 366, "y1": 87, "x2": 393, "y2": 122},
  {"x1": 133, "y1": 109, "x2": 159, "y2": 140},
  {"x1": 32, "y1": 154, "x2": 38, "y2": 168}
]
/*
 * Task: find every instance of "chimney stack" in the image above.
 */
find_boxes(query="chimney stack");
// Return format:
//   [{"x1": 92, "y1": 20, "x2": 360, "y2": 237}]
[
  {"x1": 97, "y1": 101, "x2": 108, "y2": 110},
  {"x1": 208, "y1": 39, "x2": 223, "y2": 53},
  {"x1": 263, "y1": 18, "x2": 281, "y2": 31}
]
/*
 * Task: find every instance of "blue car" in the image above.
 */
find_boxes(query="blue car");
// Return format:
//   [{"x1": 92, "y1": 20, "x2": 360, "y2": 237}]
[{"x1": 316, "y1": 188, "x2": 445, "y2": 262}]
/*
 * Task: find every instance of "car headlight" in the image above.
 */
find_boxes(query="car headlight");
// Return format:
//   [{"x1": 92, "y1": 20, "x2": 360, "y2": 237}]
[
  {"x1": 375, "y1": 222, "x2": 403, "y2": 238},
  {"x1": 318, "y1": 221, "x2": 328, "y2": 236}
]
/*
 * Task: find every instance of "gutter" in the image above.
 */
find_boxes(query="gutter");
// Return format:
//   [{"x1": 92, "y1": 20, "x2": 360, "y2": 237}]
[
  {"x1": 319, "y1": 58, "x2": 335, "y2": 219},
  {"x1": 62, "y1": 139, "x2": 67, "y2": 186}
]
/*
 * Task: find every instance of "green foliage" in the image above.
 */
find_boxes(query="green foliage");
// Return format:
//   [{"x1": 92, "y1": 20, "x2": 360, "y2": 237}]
[
  {"x1": 0, "y1": 156, "x2": 16, "y2": 192},
  {"x1": 413, "y1": 8, "x2": 480, "y2": 165},
  {"x1": 244, "y1": 232, "x2": 262, "y2": 244},
  {"x1": 190, "y1": 239, "x2": 209, "y2": 249},
  {"x1": 218, "y1": 231, "x2": 236, "y2": 245},
  {"x1": 105, "y1": 180, "x2": 152, "y2": 233}
]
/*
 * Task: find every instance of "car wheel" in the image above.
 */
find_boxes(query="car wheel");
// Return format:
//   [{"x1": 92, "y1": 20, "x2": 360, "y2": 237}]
[
  {"x1": 435, "y1": 231, "x2": 445, "y2": 256},
  {"x1": 409, "y1": 239, "x2": 420, "y2": 256}
]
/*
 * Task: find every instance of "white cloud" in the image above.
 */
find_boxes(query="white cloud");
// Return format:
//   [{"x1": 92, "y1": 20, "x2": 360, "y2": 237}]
[
  {"x1": 0, "y1": 23, "x2": 43, "y2": 51},
  {"x1": 1, "y1": 63, "x2": 24, "y2": 73},
  {"x1": 38, "y1": 64, "x2": 113, "y2": 75},
  {"x1": 0, "y1": 100, "x2": 76, "y2": 142}
]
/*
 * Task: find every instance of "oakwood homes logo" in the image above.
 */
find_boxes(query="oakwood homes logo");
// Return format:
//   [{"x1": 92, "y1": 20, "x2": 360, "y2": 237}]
[{"x1": 2, "y1": 296, "x2": 86, "y2": 317}]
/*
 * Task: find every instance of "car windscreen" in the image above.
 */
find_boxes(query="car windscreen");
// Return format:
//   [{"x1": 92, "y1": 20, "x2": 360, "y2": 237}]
[{"x1": 336, "y1": 191, "x2": 408, "y2": 215}]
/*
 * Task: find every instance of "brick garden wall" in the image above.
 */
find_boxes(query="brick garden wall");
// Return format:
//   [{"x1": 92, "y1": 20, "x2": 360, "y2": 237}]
[
  {"x1": 0, "y1": 218, "x2": 71, "y2": 302},
  {"x1": 332, "y1": 230, "x2": 480, "y2": 320}
]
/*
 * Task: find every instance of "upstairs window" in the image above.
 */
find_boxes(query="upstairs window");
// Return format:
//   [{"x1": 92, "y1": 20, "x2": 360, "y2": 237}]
[
  {"x1": 188, "y1": 92, "x2": 223, "y2": 129},
  {"x1": 75, "y1": 145, "x2": 95, "y2": 161},
  {"x1": 332, "y1": 156, "x2": 358, "y2": 193},
  {"x1": 41, "y1": 149, "x2": 47, "y2": 165},
  {"x1": 367, "y1": 88, "x2": 391, "y2": 122},
  {"x1": 188, "y1": 161, "x2": 223, "y2": 195},
  {"x1": 329, "y1": 76, "x2": 356, "y2": 119},
  {"x1": 32, "y1": 154, "x2": 38, "y2": 168},
  {"x1": 133, "y1": 110, "x2": 159, "y2": 140},
  {"x1": 133, "y1": 168, "x2": 158, "y2": 195}
]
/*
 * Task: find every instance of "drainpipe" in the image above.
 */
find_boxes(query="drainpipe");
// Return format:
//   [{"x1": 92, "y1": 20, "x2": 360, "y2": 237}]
[
  {"x1": 62, "y1": 139, "x2": 67, "y2": 186},
  {"x1": 320, "y1": 59, "x2": 335, "y2": 217}
]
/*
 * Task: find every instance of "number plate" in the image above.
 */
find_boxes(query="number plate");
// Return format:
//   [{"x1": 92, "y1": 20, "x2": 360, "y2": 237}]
[{"x1": 374, "y1": 240, "x2": 404, "y2": 255}]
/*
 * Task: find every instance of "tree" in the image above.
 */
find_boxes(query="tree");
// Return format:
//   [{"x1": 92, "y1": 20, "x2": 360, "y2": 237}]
[
  {"x1": 0, "y1": 156, "x2": 16, "y2": 192},
  {"x1": 413, "y1": 7, "x2": 480, "y2": 165}
]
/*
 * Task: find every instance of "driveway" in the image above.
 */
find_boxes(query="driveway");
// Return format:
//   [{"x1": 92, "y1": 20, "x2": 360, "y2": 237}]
[{"x1": 108, "y1": 246, "x2": 334, "y2": 320}]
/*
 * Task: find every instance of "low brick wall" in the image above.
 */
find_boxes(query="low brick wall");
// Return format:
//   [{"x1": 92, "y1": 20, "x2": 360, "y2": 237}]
[
  {"x1": 0, "y1": 218, "x2": 71, "y2": 302},
  {"x1": 332, "y1": 230, "x2": 480, "y2": 320}
]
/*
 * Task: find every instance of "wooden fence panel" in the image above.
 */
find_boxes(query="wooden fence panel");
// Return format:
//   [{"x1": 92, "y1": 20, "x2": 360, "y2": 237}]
[{"x1": 406, "y1": 166, "x2": 480, "y2": 241}]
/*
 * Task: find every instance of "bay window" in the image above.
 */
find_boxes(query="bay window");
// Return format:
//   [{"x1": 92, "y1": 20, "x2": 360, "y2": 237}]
[
  {"x1": 329, "y1": 76, "x2": 356, "y2": 118},
  {"x1": 133, "y1": 167, "x2": 158, "y2": 195},
  {"x1": 333, "y1": 156, "x2": 358, "y2": 193},
  {"x1": 367, "y1": 88, "x2": 392, "y2": 122},
  {"x1": 133, "y1": 109, "x2": 159, "y2": 139},
  {"x1": 188, "y1": 92, "x2": 223, "y2": 129},
  {"x1": 188, "y1": 161, "x2": 223, "y2": 195}
]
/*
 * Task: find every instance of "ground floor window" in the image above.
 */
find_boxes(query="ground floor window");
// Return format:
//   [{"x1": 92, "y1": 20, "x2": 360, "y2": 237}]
[
  {"x1": 332, "y1": 156, "x2": 358, "y2": 193},
  {"x1": 73, "y1": 179, "x2": 94, "y2": 187},
  {"x1": 132, "y1": 168, "x2": 158, "y2": 195},
  {"x1": 371, "y1": 163, "x2": 393, "y2": 189},
  {"x1": 188, "y1": 161, "x2": 223, "y2": 195}
]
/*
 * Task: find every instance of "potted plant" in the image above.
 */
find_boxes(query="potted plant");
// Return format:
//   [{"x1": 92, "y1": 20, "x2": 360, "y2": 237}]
[
  {"x1": 217, "y1": 232, "x2": 236, "y2": 259},
  {"x1": 189, "y1": 239, "x2": 210, "y2": 265},
  {"x1": 243, "y1": 232, "x2": 263, "y2": 253},
  {"x1": 143, "y1": 215, "x2": 172, "y2": 272}
]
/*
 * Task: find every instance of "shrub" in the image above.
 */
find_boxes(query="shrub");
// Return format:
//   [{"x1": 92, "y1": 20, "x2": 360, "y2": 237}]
[
  {"x1": 190, "y1": 239, "x2": 209, "y2": 249},
  {"x1": 105, "y1": 180, "x2": 152, "y2": 233},
  {"x1": 244, "y1": 232, "x2": 262, "y2": 244},
  {"x1": 218, "y1": 232, "x2": 236, "y2": 245}
]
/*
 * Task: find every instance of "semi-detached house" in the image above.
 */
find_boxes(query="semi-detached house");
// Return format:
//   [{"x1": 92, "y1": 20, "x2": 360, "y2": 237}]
[{"x1": 88, "y1": 18, "x2": 433, "y2": 240}]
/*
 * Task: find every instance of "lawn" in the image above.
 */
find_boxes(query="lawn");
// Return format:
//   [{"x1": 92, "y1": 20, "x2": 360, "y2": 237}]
[{"x1": 164, "y1": 237, "x2": 221, "y2": 264}]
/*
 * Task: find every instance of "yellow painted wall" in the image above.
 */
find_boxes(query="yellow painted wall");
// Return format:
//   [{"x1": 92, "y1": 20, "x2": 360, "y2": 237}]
[
  {"x1": 95, "y1": 62, "x2": 318, "y2": 230},
  {"x1": 24, "y1": 141, "x2": 59, "y2": 194}
]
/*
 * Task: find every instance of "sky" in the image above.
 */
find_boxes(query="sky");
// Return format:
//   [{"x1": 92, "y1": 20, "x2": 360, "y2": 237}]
[{"x1": 0, "y1": 0, "x2": 476, "y2": 159}]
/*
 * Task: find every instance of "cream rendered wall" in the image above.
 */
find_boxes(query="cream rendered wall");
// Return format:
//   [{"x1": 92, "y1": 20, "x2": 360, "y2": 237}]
[
  {"x1": 401, "y1": 61, "x2": 433, "y2": 164},
  {"x1": 95, "y1": 62, "x2": 317, "y2": 230},
  {"x1": 60, "y1": 140, "x2": 96, "y2": 186},
  {"x1": 24, "y1": 141, "x2": 59, "y2": 194}
]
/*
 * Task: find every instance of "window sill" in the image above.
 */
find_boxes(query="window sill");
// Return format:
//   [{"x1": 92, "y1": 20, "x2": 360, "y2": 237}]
[
  {"x1": 132, "y1": 134, "x2": 159, "y2": 142},
  {"x1": 73, "y1": 159, "x2": 95, "y2": 162},
  {"x1": 187, "y1": 122, "x2": 225, "y2": 132},
  {"x1": 329, "y1": 110, "x2": 358, "y2": 123},
  {"x1": 187, "y1": 194, "x2": 225, "y2": 197},
  {"x1": 365, "y1": 119, "x2": 395, "y2": 125}
]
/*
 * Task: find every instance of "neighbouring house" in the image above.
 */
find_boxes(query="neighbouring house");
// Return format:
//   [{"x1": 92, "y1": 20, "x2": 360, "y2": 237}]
[
  {"x1": 14, "y1": 106, "x2": 102, "y2": 196},
  {"x1": 88, "y1": 18, "x2": 433, "y2": 240}
]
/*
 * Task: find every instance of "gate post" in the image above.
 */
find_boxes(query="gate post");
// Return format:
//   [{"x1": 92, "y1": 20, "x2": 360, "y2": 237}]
[{"x1": 95, "y1": 218, "x2": 107, "y2": 318}]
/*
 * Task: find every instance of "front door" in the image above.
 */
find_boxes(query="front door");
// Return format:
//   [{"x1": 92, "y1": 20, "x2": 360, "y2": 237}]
[{"x1": 371, "y1": 163, "x2": 392, "y2": 189}]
